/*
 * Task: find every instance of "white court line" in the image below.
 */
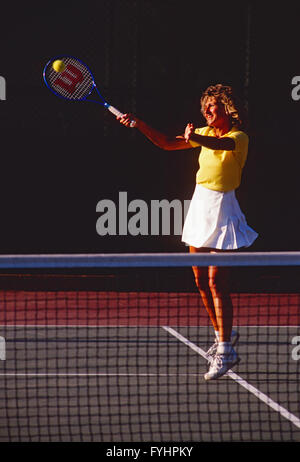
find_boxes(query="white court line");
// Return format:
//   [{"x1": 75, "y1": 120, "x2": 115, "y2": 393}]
[{"x1": 163, "y1": 325, "x2": 300, "y2": 431}]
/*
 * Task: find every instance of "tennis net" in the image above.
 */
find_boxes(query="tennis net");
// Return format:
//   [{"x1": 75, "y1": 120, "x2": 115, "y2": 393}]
[{"x1": 0, "y1": 252, "x2": 299, "y2": 442}]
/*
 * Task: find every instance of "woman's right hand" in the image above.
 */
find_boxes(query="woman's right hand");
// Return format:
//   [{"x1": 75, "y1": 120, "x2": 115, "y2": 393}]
[{"x1": 117, "y1": 113, "x2": 137, "y2": 128}]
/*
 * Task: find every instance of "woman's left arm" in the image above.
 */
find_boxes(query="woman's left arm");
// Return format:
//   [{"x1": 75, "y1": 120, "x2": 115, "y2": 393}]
[{"x1": 184, "y1": 124, "x2": 235, "y2": 150}]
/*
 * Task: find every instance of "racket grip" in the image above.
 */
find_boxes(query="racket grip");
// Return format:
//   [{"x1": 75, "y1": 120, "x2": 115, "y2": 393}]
[{"x1": 105, "y1": 104, "x2": 136, "y2": 127}]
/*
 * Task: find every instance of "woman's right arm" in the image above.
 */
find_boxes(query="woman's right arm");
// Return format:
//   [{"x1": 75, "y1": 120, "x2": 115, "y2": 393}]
[{"x1": 117, "y1": 114, "x2": 193, "y2": 151}]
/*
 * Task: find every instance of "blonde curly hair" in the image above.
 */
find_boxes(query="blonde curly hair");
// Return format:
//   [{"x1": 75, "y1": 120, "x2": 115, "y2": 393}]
[{"x1": 200, "y1": 84, "x2": 247, "y2": 130}]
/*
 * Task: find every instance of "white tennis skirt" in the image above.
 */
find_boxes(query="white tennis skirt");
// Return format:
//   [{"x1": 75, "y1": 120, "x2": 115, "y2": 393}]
[{"x1": 182, "y1": 184, "x2": 258, "y2": 250}]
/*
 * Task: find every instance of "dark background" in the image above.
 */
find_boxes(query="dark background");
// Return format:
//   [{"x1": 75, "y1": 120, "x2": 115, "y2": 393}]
[{"x1": 0, "y1": 0, "x2": 299, "y2": 254}]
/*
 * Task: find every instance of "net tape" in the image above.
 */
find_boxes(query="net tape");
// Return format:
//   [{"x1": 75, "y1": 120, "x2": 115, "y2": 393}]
[{"x1": 0, "y1": 251, "x2": 300, "y2": 268}]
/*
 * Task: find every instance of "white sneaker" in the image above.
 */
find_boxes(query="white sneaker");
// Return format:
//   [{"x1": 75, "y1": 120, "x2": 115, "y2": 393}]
[
  {"x1": 206, "y1": 330, "x2": 239, "y2": 361},
  {"x1": 204, "y1": 346, "x2": 239, "y2": 381}
]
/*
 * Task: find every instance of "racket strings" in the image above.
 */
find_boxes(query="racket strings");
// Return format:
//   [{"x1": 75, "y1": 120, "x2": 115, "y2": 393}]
[{"x1": 45, "y1": 57, "x2": 94, "y2": 101}]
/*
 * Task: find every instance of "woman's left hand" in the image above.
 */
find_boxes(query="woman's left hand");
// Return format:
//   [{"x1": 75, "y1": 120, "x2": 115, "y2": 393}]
[{"x1": 184, "y1": 123, "x2": 194, "y2": 143}]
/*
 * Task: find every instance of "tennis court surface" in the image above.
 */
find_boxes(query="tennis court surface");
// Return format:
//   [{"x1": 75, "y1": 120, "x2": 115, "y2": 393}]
[{"x1": 0, "y1": 252, "x2": 299, "y2": 442}]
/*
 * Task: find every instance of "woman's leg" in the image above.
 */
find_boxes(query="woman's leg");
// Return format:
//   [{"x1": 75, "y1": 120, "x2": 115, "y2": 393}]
[
  {"x1": 190, "y1": 246, "x2": 234, "y2": 338},
  {"x1": 190, "y1": 246, "x2": 218, "y2": 333},
  {"x1": 208, "y1": 264, "x2": 233, "y2": 342},
  {"x1": 189, "y1": 246, "x2": 239, "y2": 380}
]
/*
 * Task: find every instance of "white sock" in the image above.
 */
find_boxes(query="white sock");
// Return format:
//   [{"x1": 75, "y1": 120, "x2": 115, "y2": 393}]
[
  {"x1": 216, "y1": 330, "x2": 236, "y2": 342},
  {"x1": 217, "y1": 342, "x2": 232, "y2": 355}
]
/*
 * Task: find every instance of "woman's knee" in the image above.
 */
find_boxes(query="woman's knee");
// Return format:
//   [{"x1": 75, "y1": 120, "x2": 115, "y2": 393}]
[
  {"x1": 192, "y1": 266, "x2": 210, "y2": 291},
  {"x1": 208, "y1": 267, "x2": 229, "y2": 293}
]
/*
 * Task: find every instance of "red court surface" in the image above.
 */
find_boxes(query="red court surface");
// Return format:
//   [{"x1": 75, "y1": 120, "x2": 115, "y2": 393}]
[{"x1": 0, "y1": 291, "x2": 299, "y2": 326}]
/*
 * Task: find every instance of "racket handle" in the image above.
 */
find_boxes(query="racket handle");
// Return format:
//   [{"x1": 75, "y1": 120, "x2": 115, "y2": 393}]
[{"x1": 105, "y1": 104, "x2": 136, "y2": 127}]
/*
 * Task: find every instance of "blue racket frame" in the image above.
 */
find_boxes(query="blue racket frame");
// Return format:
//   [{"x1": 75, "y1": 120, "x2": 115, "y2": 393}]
[
  {"x1": 43, "y1": 55, "x2": 107, "y2": 105},
  {"x1": 43, "y1": 55, "x2": 136, "y2": 125}
]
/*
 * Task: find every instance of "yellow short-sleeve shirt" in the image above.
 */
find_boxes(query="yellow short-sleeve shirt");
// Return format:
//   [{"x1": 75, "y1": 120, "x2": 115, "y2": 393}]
[{"x1": 191, "y1": 126, "x2": 249, "y2": 192}]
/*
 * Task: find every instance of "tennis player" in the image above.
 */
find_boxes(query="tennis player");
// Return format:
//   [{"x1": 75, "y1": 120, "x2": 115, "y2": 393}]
[{"x1": 117, "y1": 84, "x2": 258, "y2": 380}]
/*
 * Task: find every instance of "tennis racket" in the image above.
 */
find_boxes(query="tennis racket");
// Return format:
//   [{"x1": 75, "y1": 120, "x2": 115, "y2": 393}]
[{"x1": 43, "y1": 55, "x2": 136, "y2": 127}]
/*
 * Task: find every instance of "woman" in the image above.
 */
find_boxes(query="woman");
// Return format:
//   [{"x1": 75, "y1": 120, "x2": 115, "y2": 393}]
[{"x1": 118, "y1": 84, "x2": 258, "y2": 380}]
